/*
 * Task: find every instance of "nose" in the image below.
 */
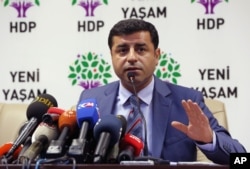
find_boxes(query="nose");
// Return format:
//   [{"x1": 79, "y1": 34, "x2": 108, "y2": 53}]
[{"x1": 127, "y1": 49, "x2": 137, "y2": 62}]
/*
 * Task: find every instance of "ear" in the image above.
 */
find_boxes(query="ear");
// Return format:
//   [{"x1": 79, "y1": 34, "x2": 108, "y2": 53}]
[{"x1": 154, "y1": 48, "x2": 161, "y2": 65}]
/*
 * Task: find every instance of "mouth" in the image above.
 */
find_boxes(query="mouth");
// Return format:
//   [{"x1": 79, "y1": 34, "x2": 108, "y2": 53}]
[{"x1": 125, "y1": 67, "x2": 140, "y2": 72}]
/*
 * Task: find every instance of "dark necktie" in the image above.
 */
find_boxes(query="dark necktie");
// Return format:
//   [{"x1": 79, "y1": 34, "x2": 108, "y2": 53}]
[{"x1": 126, "y1": 95, "x2": 143, "y2": 142}]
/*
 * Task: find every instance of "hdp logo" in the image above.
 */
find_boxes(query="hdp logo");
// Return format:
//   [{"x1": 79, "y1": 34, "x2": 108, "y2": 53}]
[
  {"x1": 154, "y1": 52, "x2": 181, "y2": 84},
  {"x1": 1, "y1": 0, "x2": 40, "y2": 18},
  {"x1": 191, "y1": 0, "x2": 228, "y2": 14},
  {"x1": 68, "y1": 52, "x2": 112, "y2": 89},
  {"x1": 71, "y1": 0, "x2": 108, "y2": 17}
]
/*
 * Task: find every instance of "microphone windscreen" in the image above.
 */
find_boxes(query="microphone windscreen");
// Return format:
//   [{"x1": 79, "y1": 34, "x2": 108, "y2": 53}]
[
  {"x1": 127, "y1": 72, "x2": 135, "y2": 80},
  {"x1": 93, "y1": 115, "x2": 122, "y2": 147},
  {"x1": 31, "y1": 122, "x2": 59, "y2": 143},
  {"x1": 76, "y1": 98, "x2": 99, "y2": 129},
  {"x1": 0, "y1": 142, "x2": 22, "y2": 159},
  {"x1": 116, "y1": 115, "x2": 127, "y2": 138},
  {"x1": 26, "y1": 94, "x2": 58, "y2": 122},
  {"x1": 120, "y1": 134, "x2": 144, "y2": 156},
  {"x1": 58, "y1": 110, "x2": 77, "y2": 133},
  {"x1": 47, "y1": 107, "x2": 65, "y2": 115}
]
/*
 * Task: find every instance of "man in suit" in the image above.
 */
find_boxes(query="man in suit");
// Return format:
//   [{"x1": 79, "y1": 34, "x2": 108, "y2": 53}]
[{"x1": 78, "y1": 19, "x2": 246, "y2": 164}]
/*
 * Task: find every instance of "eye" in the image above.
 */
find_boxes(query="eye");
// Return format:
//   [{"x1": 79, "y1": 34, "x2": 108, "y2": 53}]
[
  {"x1": 136, "y1": 46, "x2": 146, "y2": 54},
  {"x1": 116, "y1": 47, "x2": 128, "y2": 56}
]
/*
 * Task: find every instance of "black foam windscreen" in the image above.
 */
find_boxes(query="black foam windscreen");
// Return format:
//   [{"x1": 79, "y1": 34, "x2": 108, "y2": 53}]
[
  {"x1": 93, "y1": 115, "x2": 122, "y2": 147},
  {"x1": 26, "y1": 93, "x2": 58, "y2": 122}
]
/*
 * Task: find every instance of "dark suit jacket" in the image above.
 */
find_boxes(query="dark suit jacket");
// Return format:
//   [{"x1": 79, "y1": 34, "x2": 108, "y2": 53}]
[{"x1": 78, "y1": 76, "x2": 246, "y2": 164}]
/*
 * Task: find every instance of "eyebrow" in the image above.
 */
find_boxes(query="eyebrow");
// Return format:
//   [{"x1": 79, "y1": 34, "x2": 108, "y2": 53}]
[{"x1": 116, "y1": 43, "x2": 147, "y2": 48}]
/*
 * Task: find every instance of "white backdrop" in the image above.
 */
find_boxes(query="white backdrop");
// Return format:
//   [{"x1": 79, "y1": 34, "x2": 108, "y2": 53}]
[{"x1": 1, "y1": 0, "x2": 250, "y2": 151}]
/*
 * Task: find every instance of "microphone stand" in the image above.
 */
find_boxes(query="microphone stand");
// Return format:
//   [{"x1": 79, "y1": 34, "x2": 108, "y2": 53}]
[{"x1": 127, "y1": 72, "x2": 149, "y2": 156}]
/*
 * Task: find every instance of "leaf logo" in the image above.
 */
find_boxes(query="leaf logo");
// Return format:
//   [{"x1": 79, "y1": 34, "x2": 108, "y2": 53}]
[
  {"x1": 191, "y1": 0, "x2": 229, "y2": 15},
  {"x1": 71, "y1": 0, "x2": 108, "y2": 17},
  {"x1": 2, "y1": 0, "x2": 40, "y2": 18},
  {"x1": 154, "y1": 52, "x2": 181, "y2": 84},
  {"x1": 68, "y1": 52, "x2": 112, "y2": 89}
]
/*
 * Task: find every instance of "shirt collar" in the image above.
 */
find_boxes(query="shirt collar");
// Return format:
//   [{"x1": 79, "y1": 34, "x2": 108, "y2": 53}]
[{"x1": 118, "y1": 76, "x2": 154, "y2": 106}]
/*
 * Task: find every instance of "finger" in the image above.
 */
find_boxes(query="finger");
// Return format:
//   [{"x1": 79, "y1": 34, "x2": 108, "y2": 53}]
[
  {"x1": 171, "y1": 121, "x2": 188, "y2": 134},
  {"x1": 182, "y1": 100, "x2": 197, "y2": 123},
  {"x1": 181, "y1": 100, "x2": 192, "y2": 118},
  {"x1": 189, "y1": 101, "x2": 208, "y2": 124}
]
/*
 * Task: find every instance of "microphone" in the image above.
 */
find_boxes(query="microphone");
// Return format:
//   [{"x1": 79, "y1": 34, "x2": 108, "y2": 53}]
[
  {"x1": 93, "y1": 114, "x2": 123, "y2": 163},
  {"x1": 0, "y1": 142, "x2": 22, "y2": 162},
  {"x1": 127, "y1": 72, "x2": 148, "y2": 156},
  {"x1": 106, "y1": 115, "x2": 127, "y2": 163},
  {"x1": 5, "y1": 93, "x2": 58, "y2": 158},
  {"x1": 16, "y1": 137, "x2": 32, "y2": 163},
  {"x1": 46, "y1": 109, "x2": 77, "y2": 158},
  {"x1": 0, "y1": 120, "x2": 29, "y2": 163},
  {"x1": 118, "y1": 133, "x2": 144, "y2": 162},
  {"x1": 67, "y1": 98, "x2": 99, "y2": 162},
  {"x1": 42, "y1": 107, "x2": 65, "y2": 125},
  {"x1": 19, "y1": 121, "x2": 59, "y2": 163}
]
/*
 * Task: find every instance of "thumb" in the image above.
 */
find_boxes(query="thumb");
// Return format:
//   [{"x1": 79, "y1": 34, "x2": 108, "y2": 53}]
[{"x1": 171, "y1": 121, "x2": 188, "y2": 134}]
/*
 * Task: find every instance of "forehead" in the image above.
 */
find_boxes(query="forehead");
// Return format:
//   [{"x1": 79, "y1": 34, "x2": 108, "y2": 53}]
[{"x1": 112, "y1": 31, "x2": 152, "y2": 46}]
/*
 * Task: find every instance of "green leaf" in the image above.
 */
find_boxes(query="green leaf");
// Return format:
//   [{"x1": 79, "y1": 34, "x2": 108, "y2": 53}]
[
  {"x1": 156, "y1": 69, "x2": 161, "y2": 77},
  {"x1": 101, "y1": 59, "x2": 106, "y2": 65},
  {"x1": 173, "y1": 72, "x2": 181, "y2": 77},
  {"x1": 168, "y1": 64, "x2": 173, "y2": 72},
  {"x1": 105, "y1": 65, "x2": 111, "y2": 71},
  {"x1": 91, "y1": 61, "x2": 99, "y2": 67},
  {"x1": 93, "y1": 54, "x2": 98, "y2": 60},
  {"x1": 170, "y1": 58, "x2": 175, "y2": 64},
  {"x1": 82, "y1": 55, "x2": 86, "y2": 60},
  {"x1": 191, "y1": 0, "x2": 196, "y2": 3},
  {"x1": 87, "y1": 52, "x2": 93, "y2": 61},
  {"x1": 103, "y1": 0, "x2": 108, "y2": 5},
  {"x1": 82, "y1": 68, "x2": 87, "y2": 73},
  {"x1": 162, "y1": 54, "x2": 167, "y2": 59},
  {"x1": 174, "y1": 64, "x2": 180, "y2": 71},
  {"x1": 99, "y1": 65, "x2": 104, "y2": 73},
  {"x1": 72, "y1": 0, "x2": 77, "y2": 5},
  {"x1": 172, "y1": 78, "x2": 177, "y2": 84},
  {"x1": 103, "y1": 73, "x2": 112, "y2": 78},
  {"x1": 76, "y1": 65, "x2": 81, "y2": 73},
  {"x1": 163, "y1": 72, "x2": 168, "y2": 79},
  {"x1": 81, "y1": 61, "x2": 89, "y2": 67},
  {"x1": 81, "y1": 73, "x2": 87, "y2": 79},
  {"x1": 74, "y1": 59, "x2": 79, "y2": 65},
  {"x1": 160, "y1": 60, "x2": 167, "y2": 66},
  {"x1": 72, "y1": 79, "x2": 77, "y2": 85},
  {"x1": 69, "y1": 66, "x2": 75, "y2": 72},
  {"x1": 87, "y1": 70, "x2": 93, "y2": 79},
  {"x1": 35, "y1": 0, "x2": 40, "y2": 6},
  {"x1": 68, "y1": 73, "x2": 77, "y2": 78},
  {"x1": 4, "y1": 0, "x2": 9, "y2": 6},
  {"x1": 94, "y1": 73, "x2": 99, "y2": 79},
  {"x1": 103, "y1": 78, "x2": 108, "y2": 84}
]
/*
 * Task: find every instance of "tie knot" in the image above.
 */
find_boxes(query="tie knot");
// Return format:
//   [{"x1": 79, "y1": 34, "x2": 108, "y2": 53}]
[{"x1": 129, "y1": 95, "x2": 139, "y2": 107}]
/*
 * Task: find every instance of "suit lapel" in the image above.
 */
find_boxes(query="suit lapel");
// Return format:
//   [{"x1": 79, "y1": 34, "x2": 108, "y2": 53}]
[
  {"x1": 151, "y1": 78, "x2": 172, "y2": 157},
  {"x1": 98, "y1": 81, "x2": 119, "y2": 117}
]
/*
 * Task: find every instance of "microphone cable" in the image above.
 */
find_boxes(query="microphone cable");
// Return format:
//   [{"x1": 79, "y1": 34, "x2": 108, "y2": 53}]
[{"x1": 127, "y1": 72, "x2": 149, "y2": 156}]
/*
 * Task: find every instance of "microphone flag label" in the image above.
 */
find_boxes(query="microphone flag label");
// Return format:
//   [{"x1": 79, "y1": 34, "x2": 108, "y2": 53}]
[{"x1": 230, "y1": 153, "x2": 250, "y2": 169}]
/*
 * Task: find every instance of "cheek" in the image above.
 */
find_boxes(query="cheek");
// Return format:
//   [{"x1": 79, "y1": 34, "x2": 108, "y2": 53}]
[{"x1": 112, "y1": 58, "x2": 123, "y2": 70}]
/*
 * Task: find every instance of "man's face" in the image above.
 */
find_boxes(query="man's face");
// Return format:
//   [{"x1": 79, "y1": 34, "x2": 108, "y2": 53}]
[{"x1": 110, "y1": 31, "x2": 160, "y2": 92}]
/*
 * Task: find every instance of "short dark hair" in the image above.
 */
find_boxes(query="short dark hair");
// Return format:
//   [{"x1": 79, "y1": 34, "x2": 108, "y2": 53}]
[{"x1": 108, "y1": 19, "x2": 159, "y2": 50}]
